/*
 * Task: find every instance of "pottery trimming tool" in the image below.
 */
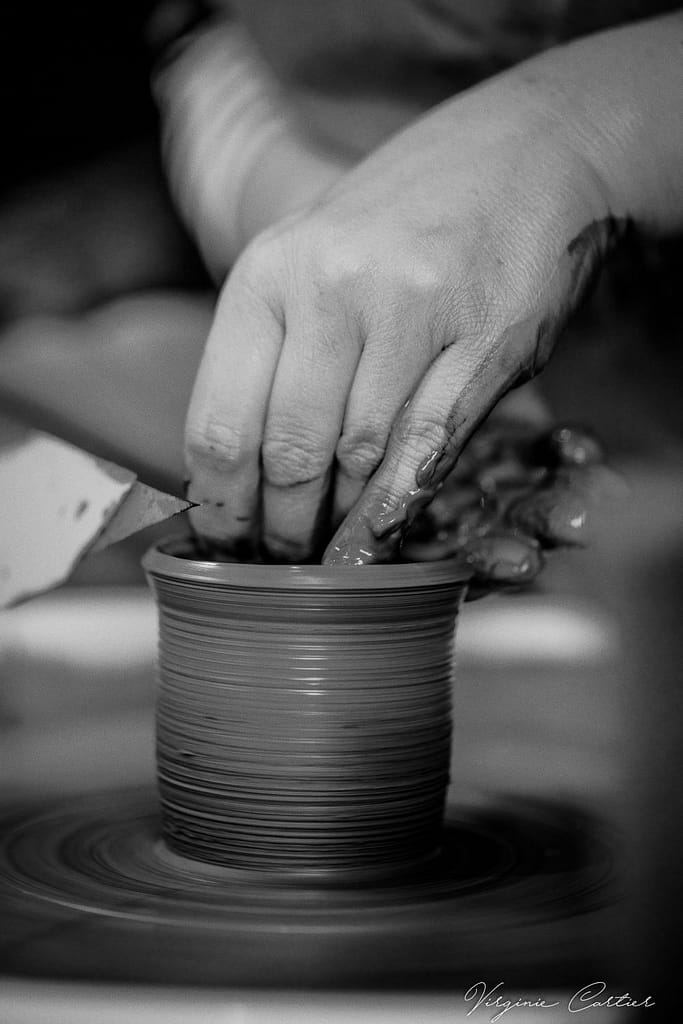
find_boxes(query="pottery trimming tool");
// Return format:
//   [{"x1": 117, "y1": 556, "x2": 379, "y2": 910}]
[{"x1": 0, "y1": 417, "x2": 193, "y2": 609}]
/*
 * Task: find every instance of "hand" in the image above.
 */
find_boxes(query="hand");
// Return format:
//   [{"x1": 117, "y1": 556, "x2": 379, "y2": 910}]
[{"x1": 184, "y1": 60, "x2": 625, "y2": 563}]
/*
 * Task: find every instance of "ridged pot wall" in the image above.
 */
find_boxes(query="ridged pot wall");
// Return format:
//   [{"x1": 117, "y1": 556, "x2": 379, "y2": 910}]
[{"x1": 144, "y1": 538, "x2": 468, "y2": 882}]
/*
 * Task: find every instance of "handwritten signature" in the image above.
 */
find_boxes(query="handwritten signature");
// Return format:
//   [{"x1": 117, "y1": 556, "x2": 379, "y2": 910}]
[{"x1": 463, "y1": 981, "x2": 655, "y2": 1021}]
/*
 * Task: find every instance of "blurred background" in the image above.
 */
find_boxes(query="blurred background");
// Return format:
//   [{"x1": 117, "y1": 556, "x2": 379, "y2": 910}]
[{"x1": 0, "y1": 0, "x2": 682, "y2": 1018}]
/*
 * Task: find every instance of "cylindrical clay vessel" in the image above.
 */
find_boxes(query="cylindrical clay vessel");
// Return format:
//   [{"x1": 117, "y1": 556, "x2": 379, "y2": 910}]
[{"x1": 144, "y1": 538, "x2": 469, "y2": 881}]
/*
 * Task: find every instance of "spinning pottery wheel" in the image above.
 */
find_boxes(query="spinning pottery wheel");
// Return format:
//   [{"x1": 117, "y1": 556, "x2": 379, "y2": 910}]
[
  {"x1": 0, "y1": 788, "x2": 613, "y2": 988},
  {"x1": 0, "y1": 541, "x2": 619, "y2": 992}
]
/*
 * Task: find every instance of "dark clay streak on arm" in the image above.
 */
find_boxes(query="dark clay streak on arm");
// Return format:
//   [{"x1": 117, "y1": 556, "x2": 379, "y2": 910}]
[{"x1": 324, "y1": 216, "x2": 628, "y2": 566}]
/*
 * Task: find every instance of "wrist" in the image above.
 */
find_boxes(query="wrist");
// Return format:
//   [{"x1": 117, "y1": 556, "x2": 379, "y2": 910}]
[{"x1": 146, "y1": 0, "x2": 214, "y2": 73}]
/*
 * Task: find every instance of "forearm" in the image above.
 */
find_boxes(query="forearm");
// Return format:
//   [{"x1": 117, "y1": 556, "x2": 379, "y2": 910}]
[
  {"x1": 154, "y1": 19, "x2": 347, "y2": 278},
  {"x1": 504, "y1": 12, "x2": 683, "y2": 236}
]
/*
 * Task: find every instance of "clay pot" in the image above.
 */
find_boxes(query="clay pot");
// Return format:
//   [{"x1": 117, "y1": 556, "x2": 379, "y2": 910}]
[{"x1": 143, "y1": 537, "x2": 469, "y2": 882}]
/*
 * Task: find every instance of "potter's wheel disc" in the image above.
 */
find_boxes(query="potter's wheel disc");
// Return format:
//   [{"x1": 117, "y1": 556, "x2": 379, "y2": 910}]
[{"x1": 0, "y1": 787, "x2": 614, "y2": 988}]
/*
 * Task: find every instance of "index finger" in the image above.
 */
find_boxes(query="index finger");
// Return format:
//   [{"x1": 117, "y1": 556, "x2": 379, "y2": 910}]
[
  {"x1": 185, "y1": 247, "x2": 284, "y2": 554},
  {"x1": 323, "y1": 322, "x2": 538, "y2": 566}
]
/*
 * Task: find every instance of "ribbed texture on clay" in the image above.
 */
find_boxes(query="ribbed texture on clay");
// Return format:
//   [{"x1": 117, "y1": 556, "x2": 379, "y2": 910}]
[{"x1": 144, "y1": 539, "x2": 468, "y2": 880}]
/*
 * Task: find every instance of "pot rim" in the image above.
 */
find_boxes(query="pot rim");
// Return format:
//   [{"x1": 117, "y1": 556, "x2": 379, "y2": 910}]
[{"x1": 143, "y1": 535, "x2": 472, "y2": 591}]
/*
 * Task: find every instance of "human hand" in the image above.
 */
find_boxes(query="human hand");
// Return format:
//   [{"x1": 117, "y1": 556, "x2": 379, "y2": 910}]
[{"x1": 184, "y1": 59, "x2": 626, "y2": 564}]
